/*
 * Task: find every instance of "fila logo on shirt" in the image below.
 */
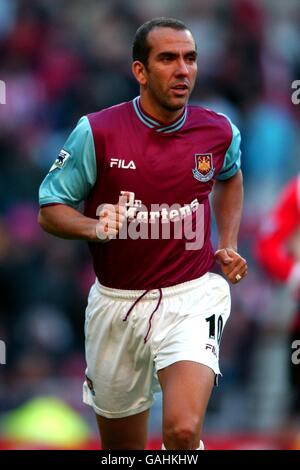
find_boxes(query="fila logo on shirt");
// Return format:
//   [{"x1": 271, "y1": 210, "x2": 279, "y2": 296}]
[{"x1": 110, "y1": 158, "x2": 136, "y2": 170}]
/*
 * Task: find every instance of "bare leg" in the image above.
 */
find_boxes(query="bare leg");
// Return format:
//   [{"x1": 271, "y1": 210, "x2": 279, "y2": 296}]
[
  {"x1": 96, "y1": 409, "x2": 149, "y2": 450},
  {"x1": 158, "y1": 360, "x2": 215, "y2": 450}
]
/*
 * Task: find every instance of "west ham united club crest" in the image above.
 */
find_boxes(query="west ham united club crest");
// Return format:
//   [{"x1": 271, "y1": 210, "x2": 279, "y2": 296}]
[{"x1": 192, "y1": 153, "x2": 214, "y2": 182}]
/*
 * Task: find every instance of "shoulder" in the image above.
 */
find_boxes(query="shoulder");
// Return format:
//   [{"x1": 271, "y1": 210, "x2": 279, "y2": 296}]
[
  {"x1": 188, "y1": 104, "x2": 233, "y2": 128},
  {"x1": 188, "y1": 104, "x2": 234, "y2": 140},
  {"x1": 87, "y1": 101, "x2": 132, "y2": 132}
]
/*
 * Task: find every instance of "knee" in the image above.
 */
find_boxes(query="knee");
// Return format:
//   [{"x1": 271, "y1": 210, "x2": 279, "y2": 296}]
[{"x1": 164, "y1": 418, "x2": 200, "y2": 450}]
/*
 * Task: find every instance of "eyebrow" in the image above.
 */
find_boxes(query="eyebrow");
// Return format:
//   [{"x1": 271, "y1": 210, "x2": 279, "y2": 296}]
[{"x1": 156, "y1": 50, "x2": 198, "y2": 60}]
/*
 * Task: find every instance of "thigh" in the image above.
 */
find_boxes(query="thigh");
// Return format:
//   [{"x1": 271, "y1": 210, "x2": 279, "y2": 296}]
[
  {"x1": 96, "y1": 409, "x2": 149, "y2": 450},
  {"x1": 158, "y1": 361, "x2": 214, "y2": 441},
  {"x1": 84, "y1": 286, "x2": 155, "y2": 418}
]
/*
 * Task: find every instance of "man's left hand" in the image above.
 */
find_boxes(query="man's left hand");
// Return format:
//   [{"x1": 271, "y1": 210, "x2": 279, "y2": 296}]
[{"x1": 215, "y1": 248, "x2": 248, "y2": 284}]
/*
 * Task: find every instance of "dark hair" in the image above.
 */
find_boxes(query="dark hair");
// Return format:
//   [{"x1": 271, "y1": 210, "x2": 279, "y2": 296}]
[{"x1": 132, "y1": 17, "x2": 192, "y2": 66}]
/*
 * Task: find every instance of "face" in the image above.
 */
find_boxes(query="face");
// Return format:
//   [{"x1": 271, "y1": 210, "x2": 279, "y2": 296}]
[{"x1": 133, "y1": 27, "x2": 198, "y2": 115}]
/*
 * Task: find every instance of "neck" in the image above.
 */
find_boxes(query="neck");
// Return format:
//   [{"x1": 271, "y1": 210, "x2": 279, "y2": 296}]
[{"x1": 139, "y1": 93, "x2": 185, "y2": 123}]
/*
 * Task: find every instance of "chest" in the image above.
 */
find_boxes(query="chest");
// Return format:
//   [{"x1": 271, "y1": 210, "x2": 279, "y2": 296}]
[{"x1": 98, "y1": 127, "x2": 227, "y2": 206}]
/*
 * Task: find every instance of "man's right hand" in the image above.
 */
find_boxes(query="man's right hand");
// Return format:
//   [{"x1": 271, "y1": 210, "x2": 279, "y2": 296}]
[{"x1": 95, "y1": 194, "x2": 128, "y2": 242}]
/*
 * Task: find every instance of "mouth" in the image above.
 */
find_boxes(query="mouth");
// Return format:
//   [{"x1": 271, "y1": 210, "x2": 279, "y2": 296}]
[{"x1": 170, "y1": 83, "x2": 189, "y2": 96}]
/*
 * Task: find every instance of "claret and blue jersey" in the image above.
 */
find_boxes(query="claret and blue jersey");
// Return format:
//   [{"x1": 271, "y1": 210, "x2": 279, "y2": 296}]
[{"x1": 39, "y1": 97, "x2": 241, "y2": 289}]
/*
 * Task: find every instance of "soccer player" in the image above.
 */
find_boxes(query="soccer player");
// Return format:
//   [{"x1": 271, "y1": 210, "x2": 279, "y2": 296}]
[
  {"x1": 256, "y1": 175, "x2": 300, "y2": 419},
  {"x1": 38, "y1": 18, "x2": 247, "y2": 450}
]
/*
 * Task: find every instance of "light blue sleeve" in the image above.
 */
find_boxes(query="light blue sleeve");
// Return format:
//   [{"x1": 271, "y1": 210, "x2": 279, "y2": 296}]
[
  {"x1": 39, "y1": 116, "x2": 97, "y2": 207},
  {"x1": 216, "y1": 116, "x2": 241, "y2": 181}
]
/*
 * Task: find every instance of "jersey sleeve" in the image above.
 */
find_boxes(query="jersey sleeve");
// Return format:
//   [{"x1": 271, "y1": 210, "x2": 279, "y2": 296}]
[
  {"x1": 39, "y1": 116, "x2": 97, "y2": 208},
  {"x1": 216, "y1": 117, "x2": 241, "y2": 181}
]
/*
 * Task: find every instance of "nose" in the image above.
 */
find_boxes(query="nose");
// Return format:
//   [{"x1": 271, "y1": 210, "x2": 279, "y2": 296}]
[{"x1": 175, "y1": 58, "x2": 189, "y2": 76}]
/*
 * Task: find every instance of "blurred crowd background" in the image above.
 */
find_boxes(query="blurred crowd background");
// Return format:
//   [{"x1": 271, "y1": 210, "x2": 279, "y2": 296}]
[{"x1": 0, "y1": 0, "x2": 299, "y2": 450}]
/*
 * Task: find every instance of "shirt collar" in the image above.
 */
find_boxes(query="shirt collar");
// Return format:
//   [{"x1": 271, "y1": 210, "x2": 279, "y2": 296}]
[{"x1": 132, "y1": 96, "x2": 187, "y2": 134}]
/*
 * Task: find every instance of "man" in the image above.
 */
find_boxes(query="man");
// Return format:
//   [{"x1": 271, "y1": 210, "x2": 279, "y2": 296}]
[
  {"x1": 38, "y1": 18, "x2": 247, "y2": 450},
  {"x1": 256, "y1": 175, "x2": 300, "y2": 418}
]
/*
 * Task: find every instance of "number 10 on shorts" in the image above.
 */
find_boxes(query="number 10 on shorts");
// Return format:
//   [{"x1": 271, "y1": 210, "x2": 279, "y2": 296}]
[{"x1": 206, "y1": 314, "x2": 224, "y2": 344}]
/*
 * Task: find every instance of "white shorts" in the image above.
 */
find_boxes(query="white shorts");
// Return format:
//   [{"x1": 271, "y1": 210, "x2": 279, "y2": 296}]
[{"x1": 83, "y1": 272, "x2": 231, "y2": 419}]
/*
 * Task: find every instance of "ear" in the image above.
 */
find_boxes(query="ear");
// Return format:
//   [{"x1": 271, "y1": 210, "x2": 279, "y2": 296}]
[{"x1": 132, "y1": 61, "x2": 147, "y2": 86}]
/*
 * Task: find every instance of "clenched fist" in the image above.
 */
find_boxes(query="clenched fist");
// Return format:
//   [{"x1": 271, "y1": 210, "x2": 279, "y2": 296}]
[
  {"x1": 95, "y1": 194, "x2": 128, "y2": 242},
  {"x1": 215, "y1": 248, "x2": 248, "y2": 284}
]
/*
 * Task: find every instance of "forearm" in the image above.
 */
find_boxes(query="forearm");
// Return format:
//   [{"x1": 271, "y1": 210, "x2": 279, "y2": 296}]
[
  {"x1": 38, "y1": 204, "x2": 98, "y2": 242},
  {"x1": 212, "y1": 170, "x2": 244, "y2": 251}
]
